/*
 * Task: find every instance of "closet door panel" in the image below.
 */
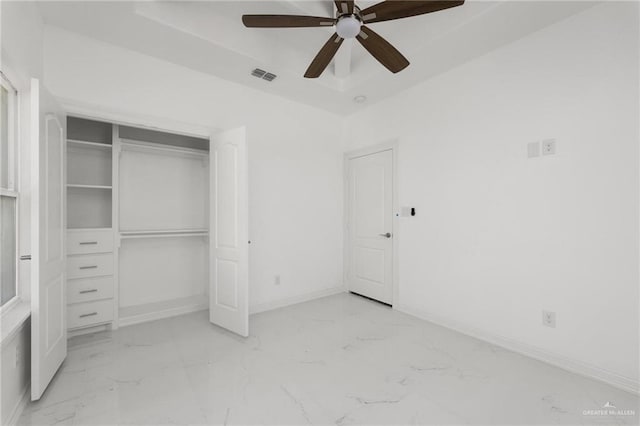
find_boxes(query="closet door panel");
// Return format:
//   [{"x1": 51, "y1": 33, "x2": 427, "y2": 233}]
[
  {"x1": 210, "y1": 127, "x2": 248, "y2": 337},
  {"x1": 119, "y1": 149, "x2": 207, "y2": 231}
]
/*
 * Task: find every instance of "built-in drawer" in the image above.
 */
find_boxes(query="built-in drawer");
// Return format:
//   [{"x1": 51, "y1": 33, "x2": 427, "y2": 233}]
[
  {"x1": 67, "y1": 229, "x2": 114, "y2": 255},
  {"x1": 67, "y1": 299, "x2": 114, "y2": 329},
  {"x1": 67, "y1": 253, "x2": 114, "y2": 279},
  {"x1": 67, "y1": 276, "x2": 114, "y2": 304}
]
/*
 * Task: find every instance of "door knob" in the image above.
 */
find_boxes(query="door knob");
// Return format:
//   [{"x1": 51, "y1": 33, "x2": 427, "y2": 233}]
[{"x1": 379, "y1": 232, "x2": 392, "y2": 238}]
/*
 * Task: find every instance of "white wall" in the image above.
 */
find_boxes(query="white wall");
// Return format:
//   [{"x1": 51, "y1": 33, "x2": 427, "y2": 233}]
[
  {"x1": 346, "y1": 2, "x2": 639, "y2": 391},
  {"x1": 0, "y1": 2, "x2": 44, "y2": 423},
  {"x1": 1, "y1": 1, "x2": 44, "y2": 79},
  {"x1": 42, "y1": 26, "x2": 345, "y2": 310},
  {"x1": 0, "y1": 321, "x2": 30, "y2": 425}
]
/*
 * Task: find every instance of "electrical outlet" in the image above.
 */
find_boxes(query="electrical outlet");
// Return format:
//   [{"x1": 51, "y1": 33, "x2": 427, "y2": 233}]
[
  {"x1": 542, "y1": 310, "x2": 556, "y2": 328},
  {"x1": 274, "y1": 275, "x2": 281, "y2": 286},
  {"x1": 542, "y1": 139, "x2": 556, "y2": 156}
]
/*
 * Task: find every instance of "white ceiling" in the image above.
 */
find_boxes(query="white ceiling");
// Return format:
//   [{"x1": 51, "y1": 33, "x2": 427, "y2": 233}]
[{"x1": 38, "y1": 1, "x2": 597, "y2": 114}]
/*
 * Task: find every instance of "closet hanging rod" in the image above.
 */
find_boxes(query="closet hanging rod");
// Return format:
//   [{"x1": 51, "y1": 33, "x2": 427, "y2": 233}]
[
  {"x1": 119, "y1": 229, "x2": 209, "y2": 240},
  {"x1": 67, "y1": 139, "x2": 113, "y2": 149},
  {"x1": 119, "y1": 139, "x2": 209, "y2": 158},
  {"x1": 120, "y1": 229, "x2": 208, "y2": 235},
  {"x1": 119, "y1": 232, "x2": 208, "y2": 240}
]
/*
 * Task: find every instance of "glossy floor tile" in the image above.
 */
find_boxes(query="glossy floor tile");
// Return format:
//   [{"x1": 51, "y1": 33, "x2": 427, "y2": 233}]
[{"x1": 19, "y1": 293, "x2": 638, "y2": 425}]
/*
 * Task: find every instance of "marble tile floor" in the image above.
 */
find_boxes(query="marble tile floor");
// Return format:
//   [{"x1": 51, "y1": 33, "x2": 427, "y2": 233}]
[{"x1": 18, "y1": 293, "x2": 638, "y2": 425}]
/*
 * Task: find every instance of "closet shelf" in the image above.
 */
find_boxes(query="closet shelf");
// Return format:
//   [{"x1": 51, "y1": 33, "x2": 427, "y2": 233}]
[
  {"x1": 119, "y1": 229, "x2": 209, "y2": 240},
  {"x1": 120, "y1": 140, "x2": 208, "y2": 159},
  {"x1": 67, "y1": 184, "x2": 113, "y2": 190},
  {"x1": 68, "y1": 139, "x2": 113, "y2": 150}
]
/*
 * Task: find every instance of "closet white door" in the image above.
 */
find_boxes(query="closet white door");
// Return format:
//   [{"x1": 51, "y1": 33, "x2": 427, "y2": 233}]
[
  {"x1": 209, "y1": 127, "x2": 248, "y2": 337},
  {"x1": 30, "y1": 79, "x2": 67, "y2": 400}
]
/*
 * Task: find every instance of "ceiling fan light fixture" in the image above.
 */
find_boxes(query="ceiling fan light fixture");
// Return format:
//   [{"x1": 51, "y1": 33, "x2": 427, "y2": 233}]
[{"x1": 336, "y1": 15, "x2": 361, "y2": 39}]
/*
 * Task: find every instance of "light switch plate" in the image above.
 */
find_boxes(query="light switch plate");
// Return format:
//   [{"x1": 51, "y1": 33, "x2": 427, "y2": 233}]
[{"x1": 527, "y1": 142, "x2": 540, "y2": 158}]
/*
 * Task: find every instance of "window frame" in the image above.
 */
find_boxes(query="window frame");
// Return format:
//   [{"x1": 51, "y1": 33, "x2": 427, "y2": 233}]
[{"x1": 0, "y1": 71, "x2": 20, "y2": 313}]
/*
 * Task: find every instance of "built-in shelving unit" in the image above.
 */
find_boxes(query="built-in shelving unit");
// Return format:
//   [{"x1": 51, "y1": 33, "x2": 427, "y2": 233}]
[
  {"x1": 66, "y1": 116, "x2": 211, "y2": 333},
  {"x1": 66, "y1": 117, "x2": 116, "y2": 334},
  {"x1": 67, "y1": 117, "x2": 113, "y2": 230}
]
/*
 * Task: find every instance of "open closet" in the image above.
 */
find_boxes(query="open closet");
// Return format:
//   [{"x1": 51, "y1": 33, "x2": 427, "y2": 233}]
[
  {"x1": 64, "y1": 116, "x2": 248, "y2": 335},
  {"x1": 30, "y1": 81, "x2": 248, "y2": 400}
]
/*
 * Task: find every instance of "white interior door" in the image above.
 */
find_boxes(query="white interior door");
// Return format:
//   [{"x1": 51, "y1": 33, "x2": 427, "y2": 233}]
[
  {"x1": 209, "y1": 127, "x2": 248, "y2": 337},
  {"x1": 347, "y1": 149, "x2": 394, "y2": 304},
  {"x1": 30, "y1": 79, "x2": 67, "y2": 400}
]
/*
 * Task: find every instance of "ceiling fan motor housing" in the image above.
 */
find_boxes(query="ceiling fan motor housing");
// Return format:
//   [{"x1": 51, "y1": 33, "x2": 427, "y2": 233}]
[
  {"x1": 336, "y1": 6, "x2": 362, "y2": 39},
  {"x1": 336, "y1": 15, "x2": 362, "y2": 39}
]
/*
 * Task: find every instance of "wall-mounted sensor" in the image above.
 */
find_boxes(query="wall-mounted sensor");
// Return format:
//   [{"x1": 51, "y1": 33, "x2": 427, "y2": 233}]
[{"x1": 400, "y1": 207, "x2": 415, "y2": 217}]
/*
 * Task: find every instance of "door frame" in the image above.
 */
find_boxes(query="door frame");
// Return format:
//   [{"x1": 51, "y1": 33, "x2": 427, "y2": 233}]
[{"x1": 343, "y1": 140, "x2": 399, "y2": 307}]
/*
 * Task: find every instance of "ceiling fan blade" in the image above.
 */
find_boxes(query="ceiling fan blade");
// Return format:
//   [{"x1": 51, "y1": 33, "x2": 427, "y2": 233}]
[
  {"x1": 304, "y1": 33, "x2": 344, "y2": 78},
  {"x1": 360, "y1": 1, "x2": 464, "y2": 24},
  {"x1": 356, "y1": 26, "x2": 409, "y2": 73},
  {"x1": 242, "y1": 15, "x2": 335, "y2": 28},
  {"x1": 334, "y1": 0, "x2": 355, "y2": 14}
]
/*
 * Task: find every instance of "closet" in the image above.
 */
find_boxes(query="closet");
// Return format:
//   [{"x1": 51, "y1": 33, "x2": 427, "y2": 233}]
[
  {"x1": 32, "y1": 92, "x2": 247, "y2": 400},
  {"x1": 65, "y1": 117, "x2": 213, "y2": 334}
]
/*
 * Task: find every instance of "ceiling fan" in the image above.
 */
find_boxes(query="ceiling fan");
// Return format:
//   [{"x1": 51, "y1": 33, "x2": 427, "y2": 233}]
[{"x1": 242, "y1": 1, "x2": 465, "y2": 78}]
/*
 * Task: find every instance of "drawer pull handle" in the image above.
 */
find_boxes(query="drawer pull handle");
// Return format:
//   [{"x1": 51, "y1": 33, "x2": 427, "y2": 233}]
[
  {"x1": 79, "y1": 241, "x2": 98, "y2": 245},
  {"x1": 79, "y1": 312, "x2": 98, "y2": 318},
  {"x1": 79, "y1": 289, "x2": 98, "y2": 294},
  {"x1": 79, "y1": 265, "x2": 98, "y2": 270}
]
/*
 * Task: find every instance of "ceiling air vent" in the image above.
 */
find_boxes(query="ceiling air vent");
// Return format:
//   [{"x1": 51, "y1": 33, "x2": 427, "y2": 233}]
[
  {"x1": 251, "y1": 68, "x2": 266, "y2": 78},
  {"x1": 251, "y1": 68, "x2": 277, "y2": 82},
  {"x1": 262, "y1": 72, "x2": 277, "y2": 82}
]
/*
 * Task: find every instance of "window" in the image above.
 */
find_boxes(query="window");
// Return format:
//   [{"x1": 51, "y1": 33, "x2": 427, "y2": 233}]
[{"x1": 1, "y1": 72, "x2": 18, "y2": 308}]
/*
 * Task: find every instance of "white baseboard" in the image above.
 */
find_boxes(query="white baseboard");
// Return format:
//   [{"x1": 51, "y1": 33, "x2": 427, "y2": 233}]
[
  {"x1": 250, "y1": 285, "x2": 346, "y2": 315},
  {"x1": 395, "y1": 303, "x2": 639, "y2": 395},
  {"x1": 119, "y1": 300, "x2": 208, "y2": 328},
  {"x1": 117, "y1": 287, "x2": 347, "y2": 327},
  {"x1": 6, "y1": 385, "x2": 30, "y2": 426},
  {"x1": 68, "y1": 323, "x2": 112, "y2": 338}
]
